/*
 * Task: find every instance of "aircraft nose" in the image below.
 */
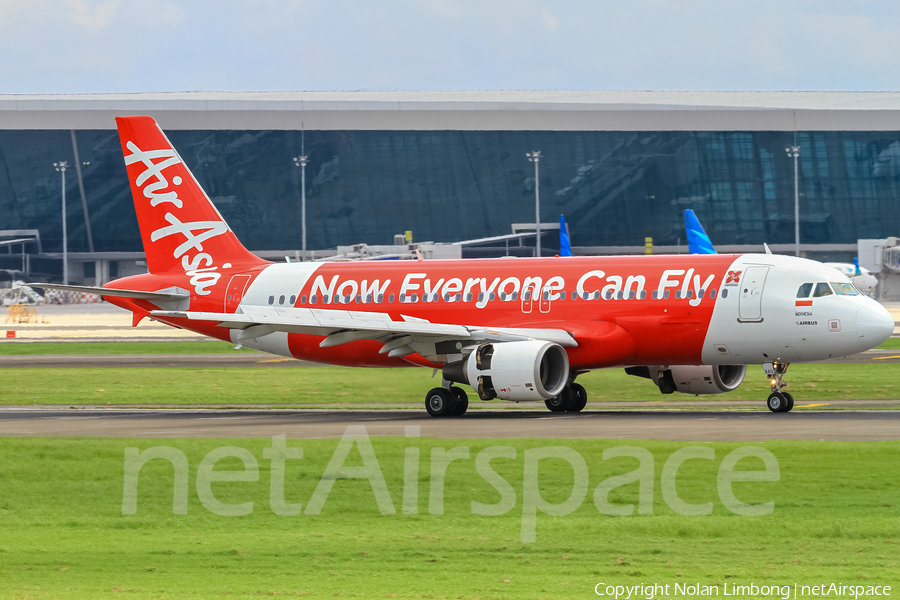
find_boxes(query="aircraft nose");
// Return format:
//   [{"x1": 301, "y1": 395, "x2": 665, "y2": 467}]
[{"x1": 856, "y1": 303, "x2": 895, "y2": 350}]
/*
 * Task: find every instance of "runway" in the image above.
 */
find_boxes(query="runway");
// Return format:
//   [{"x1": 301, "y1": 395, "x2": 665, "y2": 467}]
[{"x1": 1, "y1": 409, "x2": 898, "y2": 441}]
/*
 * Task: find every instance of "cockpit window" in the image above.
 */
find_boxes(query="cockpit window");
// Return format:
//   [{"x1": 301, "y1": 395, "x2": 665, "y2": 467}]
[
  {"x1": 831, "y1": 282, "x2": 859, "y2": 296},
  {"x1": 796, "y1": 283, "x2": 813, "y2": 298},
  {"x1": 813, "y1": 282, "x2": 833, "y2": 297}
]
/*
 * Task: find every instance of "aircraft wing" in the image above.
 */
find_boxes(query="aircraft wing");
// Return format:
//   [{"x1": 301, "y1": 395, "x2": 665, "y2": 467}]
[{"x1": 149, "y1": 306, "x2": 577, "y2": 361}]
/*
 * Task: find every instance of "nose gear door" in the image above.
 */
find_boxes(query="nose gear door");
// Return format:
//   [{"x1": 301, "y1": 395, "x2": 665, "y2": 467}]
[{"x1": 738, "y1": 266, "x2": 768, "y2": 323}]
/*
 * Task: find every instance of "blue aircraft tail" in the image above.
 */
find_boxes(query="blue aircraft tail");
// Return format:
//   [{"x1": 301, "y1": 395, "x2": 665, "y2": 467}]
[
  {"x1": 559, "y1": 214, "x2": 572, "y2": 256},
  {"x1": 684, "y1": 209, "x2": 716, "y2": 254}
]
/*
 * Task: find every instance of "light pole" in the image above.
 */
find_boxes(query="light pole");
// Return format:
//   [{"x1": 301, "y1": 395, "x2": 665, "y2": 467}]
[
  {"x1": 785, "y1": 146, "x2": 800, "y2": 257},
  {"x1": 54, "y1": 161, "x2": 69, "y2": 284},
  {"x1": 526, "y1": 151, "x2": 542, "y2": 258},
  {"x1": 293, "y1": 153, "x2": 308, "y2": 261}
]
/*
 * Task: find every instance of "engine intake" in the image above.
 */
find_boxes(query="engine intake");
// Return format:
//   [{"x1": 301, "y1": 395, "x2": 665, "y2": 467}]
[{"x1": 443, "y1": 340, "x2": 569, "y2": 401}]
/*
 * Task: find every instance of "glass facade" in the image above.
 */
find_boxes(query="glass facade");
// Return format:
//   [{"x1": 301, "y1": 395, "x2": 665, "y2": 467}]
[{"x1": 2, "y1": 128, "x2": 900, "y2": 254}]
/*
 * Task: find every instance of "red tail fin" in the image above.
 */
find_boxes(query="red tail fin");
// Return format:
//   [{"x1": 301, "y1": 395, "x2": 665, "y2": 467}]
[{"x1": 115, "y1": 116, "x2": 267, "y2": 275}]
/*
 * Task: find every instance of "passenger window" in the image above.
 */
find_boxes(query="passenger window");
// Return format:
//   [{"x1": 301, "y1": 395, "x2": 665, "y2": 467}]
[
  {"x1": 300, "y1": 295, "x2": 307, "y2": 304},
  {"x1": 478, "y1": 292, "x2": 484, "y2": 302},
  {"x1": 639, "y1": 290, "x2": 646, "y2": 299},
  {"x1": 290, "y1": 295, "x2": 296, "y2": 305},
  {"x1": 831, "y1": 282, "x2": 858, "y2": 296},
  {"x1": 652, "y1": 290, "x2": 658, "y2": 299},
  {"x1": 813, "y1": 282, "x2": 833, "y2": 297},
  {"x1": 796, "y1": 283, "x2": 813, "y2": 298},
  {"x1": 675, "y1": 290, "x2": 681, "y2": 299},
  {"x1": 466, "y1": 293, "x2": 473, "y2": 302},
  {"x1": 616, "y1": 291, "x2": 623, "y2": 300},
  {"x1": 278, "y1": 295, "x2": 285, "y2": 305},
  {"x1": 310, "y1": 295, "x2": 317, "y2": 304},
  {"x1": 721, "y1": 289, "x2": 727, "y2": 298},
  {"x1": 268, "y1": 295, "x2": 274, "y2": 305},
  {"x1": 376, "y1": 294, "x2": 383, "y2": 303},
  {"x1": 663, "y1": 290, "x2": 670, "y2": 299},
  {"x1": 389, "y1": 293, "x2": 395, "y2": 303},
  {"x1": 710, "y1": 289, "x2": 716, "y2": 299}
]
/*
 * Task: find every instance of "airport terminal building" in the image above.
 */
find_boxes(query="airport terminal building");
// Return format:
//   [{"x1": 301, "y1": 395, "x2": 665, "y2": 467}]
[{"x1": 2, "y1": 91, "x2": 900, "y2": 281}]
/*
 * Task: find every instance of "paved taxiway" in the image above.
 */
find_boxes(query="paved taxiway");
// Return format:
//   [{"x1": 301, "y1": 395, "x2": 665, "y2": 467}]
[{"x1": 1, "y1": 409, "x2": 898, "y2": 441}]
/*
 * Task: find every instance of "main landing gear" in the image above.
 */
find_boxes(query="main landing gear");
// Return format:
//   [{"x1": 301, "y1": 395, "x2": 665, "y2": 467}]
[
  {"x1": 425, "y1": 385, "x2": 469, "y2": 417},
  {"x1": 764, "y1": 361, "x2": 794, "y2": 413},
  {"x1": 544, "y1": 382, "x2": 588, "y2": 413}
]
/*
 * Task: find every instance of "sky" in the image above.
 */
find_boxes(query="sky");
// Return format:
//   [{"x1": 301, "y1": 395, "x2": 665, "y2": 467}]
[{"x1": 1, "y1": 0, "x2": 900, "y2": 94}]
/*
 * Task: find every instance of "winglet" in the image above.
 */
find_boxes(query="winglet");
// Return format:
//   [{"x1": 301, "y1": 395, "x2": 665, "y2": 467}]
[{"x1": 764, "y1": 243, "x2": 773, "y2": 255}]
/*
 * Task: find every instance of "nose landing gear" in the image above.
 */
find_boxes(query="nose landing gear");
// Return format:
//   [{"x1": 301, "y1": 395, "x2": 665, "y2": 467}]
[{"x1": 764, "y1": 361, "x2": 794, "y2": 413}]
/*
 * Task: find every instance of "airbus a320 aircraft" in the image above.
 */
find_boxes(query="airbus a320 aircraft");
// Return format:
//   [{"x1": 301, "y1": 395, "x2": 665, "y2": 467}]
[{"x1": 39, "y1": 117, "x2": 896, "y2": 416}]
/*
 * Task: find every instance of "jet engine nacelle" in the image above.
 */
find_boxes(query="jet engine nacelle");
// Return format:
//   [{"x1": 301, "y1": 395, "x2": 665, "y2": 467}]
[
  {"x1": 442, "y1": 340, "x2": 569, "y2": 401},
  {"x1": 666, "y1": 365, "x2": 747, "y2": 395},
  {"x1": 626, "y1": 364, "x2": 747, "y2": 395}
]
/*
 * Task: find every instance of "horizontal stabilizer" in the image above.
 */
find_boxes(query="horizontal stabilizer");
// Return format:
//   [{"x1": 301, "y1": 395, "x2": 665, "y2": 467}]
[{"x1": 28, "y1": 283, "x2": 189, "y2": 302}]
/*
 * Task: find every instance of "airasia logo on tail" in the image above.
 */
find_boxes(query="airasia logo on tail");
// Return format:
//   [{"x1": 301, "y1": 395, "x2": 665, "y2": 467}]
[{"x1": 123, "y1": 141, "x2": 229, "y2": 295}]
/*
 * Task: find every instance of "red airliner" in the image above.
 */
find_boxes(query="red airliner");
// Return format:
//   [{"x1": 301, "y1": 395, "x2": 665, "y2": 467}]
[{"x1": 39, "y1": 117, "x2": 895, "y2": 415}]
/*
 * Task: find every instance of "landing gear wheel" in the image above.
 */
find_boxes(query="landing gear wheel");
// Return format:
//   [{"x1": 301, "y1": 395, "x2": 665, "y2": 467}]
[
  {"x1": 450, "y1": 387, "x2": 468, "y2": 416},
  {"x1": 782, "y1": 392, "x2": 794, "y2": 412},
  {"x1": 566, "y1": 383, "x2": 588, "y2": 412},
  {"x1": 425, "y1": 387, "x2": 456, "y2": 417},
  {"x1": 544, "y1": 391, "x2": 569, "y2": 412},
  {"x1": 767, "y1": 392, "x2": 790, "y2": 413}
]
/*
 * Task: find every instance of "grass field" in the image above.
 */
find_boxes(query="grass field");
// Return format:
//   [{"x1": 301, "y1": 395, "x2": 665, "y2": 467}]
[
  {"x1": 0, "y1": 341, "x2": 253, "y2": 355},
  {"x1": 4, "y1": 363, "x2": 900, "y2": 406},
  {"x1": 0, "y1": 436, "x2": 897, "y2": 599},
  {"x1": 2, "y1": 338, "x2": 898, "y2": 355}
]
